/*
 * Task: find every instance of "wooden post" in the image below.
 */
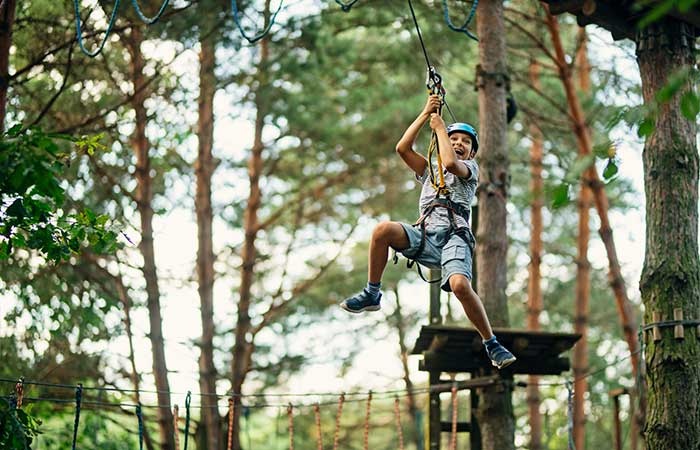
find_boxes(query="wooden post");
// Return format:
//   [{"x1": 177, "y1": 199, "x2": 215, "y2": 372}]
[
  {"x1": 428, "y1": 269, "x2": 441, "y2": 450},
  {"x1": 652, "y1": 311, "x2": 662, "y2": 342},
  {"x1": 470, "y1": 380, "x2": 481, "y2": 450},
  {"x1": 429, "y1": 370, "x2": 441, "y2": 450},
  {"x1": 674, "y1": 308, "x2": 684, "y2": 339},
  {"x1": 430, "y1": 269, "x2": 442, "y2": 325},
  {"x1": 612, "y1": 393, "x2": 622, "y2": 450}
]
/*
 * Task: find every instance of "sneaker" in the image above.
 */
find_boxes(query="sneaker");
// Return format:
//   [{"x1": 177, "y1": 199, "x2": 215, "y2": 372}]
[
  {"x1": 485, "y1": 341, "x2": 517, "y2": 370},
  {"x1": 340, "y1": 290, "x2": 381, "y2": 313}
]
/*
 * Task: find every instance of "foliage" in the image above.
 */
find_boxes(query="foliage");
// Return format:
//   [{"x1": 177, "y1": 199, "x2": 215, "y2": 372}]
[
  {"x1": 0, "y1": 125, "x2": 120, "y2": 262},
  {"x1": 0, "y1": 398, "x2": 42, "y2": 450}
]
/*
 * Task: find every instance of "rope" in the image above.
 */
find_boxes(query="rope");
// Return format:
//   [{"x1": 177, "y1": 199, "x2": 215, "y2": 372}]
[
  {"x1": 230, "y1": 0, "x2": 284, "y2": 44},
  {"x1": 287, "y1": 403, "x2": 294, "y2": 450},
  {"x1": 363, "y1": 391, "x2": 372, "y2": 450},
  {"x1": 136, "y1": 403, "x2": 144, "y2": 450},
  {"x1": 332, "y1": 393, "x2": 345, "y2": 450},
  {"x1": 566, "y1": 382, "x2": 576, "y2": 450},
  {"x1": 394, "y1": 397, "x2": 405, "y2": 450},
  {"x1": 314, "y1": 403, "x2": 324, "y2": 450},
  {"x1": 227, "y1": 398, "x2": 235, "y2": 450},
  {"x1": 173, "y1": 405, "x2": 181, "y2": 450},
  {"x1": 73, "y1": 0, "x2": 122, "y2": 57},
  {"x1": 442, "y1": 0, "x2": 478, "y2": 41},
  {"x1": 407, "y1": 0, "x2": 432, "y2": 71},
  {"x1": 183, "y1": 392, "x2": 192, "y2": 450},
  {"x1": 71, "y1": 384, "x2": 83, "y2": 450},
  {"x1": 334, "y1": 0, "x2": 359, "y2": 12},
  {"x1": 449, "y1": 382, "x2": 458, "y2": 450},
  {"x1": 129, "y1": 0, "x2": 169, "y2": 24}
]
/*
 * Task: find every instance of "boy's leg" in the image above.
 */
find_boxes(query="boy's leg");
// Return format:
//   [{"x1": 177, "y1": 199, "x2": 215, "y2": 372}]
[
  {"x1": 448, "y1": 274, "x2": 493, "y2": 340},
  {"x1": 340, "y1": 221, "x2": 410, "y2": 313},
  {"x1": 368, "y1": 221, "x2": 410, "y2": 282},
  {"x1": 449, "y1": 276, "x2": 516, "y2": 369}
]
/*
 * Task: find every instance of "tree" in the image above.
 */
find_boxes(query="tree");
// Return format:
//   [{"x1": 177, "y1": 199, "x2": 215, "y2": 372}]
[
  {"x1": 475, "y1": 1, "x2": 516, "y2": 449},
  {"x1": 635, "y1": 17, "x2": 700, "y2": 450}
]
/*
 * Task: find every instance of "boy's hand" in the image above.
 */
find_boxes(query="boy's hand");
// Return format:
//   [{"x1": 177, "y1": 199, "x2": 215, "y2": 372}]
[
  {"x1": 429, "y1": 113, "x2": 446, "y2": 132},
  {"x1": 422, "y1": 94, "x2": 442, "y2": 116}
]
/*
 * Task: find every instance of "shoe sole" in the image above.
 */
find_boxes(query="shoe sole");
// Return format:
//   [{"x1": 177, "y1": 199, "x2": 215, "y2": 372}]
[
  {"x1": 492, "y1": 356, "x2": 517, "y2": 370},
  {"x1": 340, "y1": 303, "x2": 381, "y2": 313}
]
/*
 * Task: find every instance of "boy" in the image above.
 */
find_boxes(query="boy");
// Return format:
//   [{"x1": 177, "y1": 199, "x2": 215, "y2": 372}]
[{"x1": 340, "y1": 94, "x2": 516, "y2": 369}]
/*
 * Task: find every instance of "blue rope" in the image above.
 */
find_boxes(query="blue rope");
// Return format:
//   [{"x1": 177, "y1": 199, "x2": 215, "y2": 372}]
[
  {"x1": 136, "y1": 403, "x2": 144, "y2": 450},
  {"x1": 129, "y1": 0, "x2": 170, "y2": 24},
  {"x1": 334, "y1": 0, "x2": 359, "y2": 12},
  {"x1": 183, "y1": 391, "x2": 192, "y2": 450},
  {"x1": 73, "y1": 0, "x2": 122, "y2": 57},
  {"x1": 442, "y1": 0, "x2": 478, "y2": 41},
  {"x1": 71, "y1": 384, "x2": 83, "y2": 450},
  {"x1": 231, "y1": 0, "x2": 284, "y2": 44}
]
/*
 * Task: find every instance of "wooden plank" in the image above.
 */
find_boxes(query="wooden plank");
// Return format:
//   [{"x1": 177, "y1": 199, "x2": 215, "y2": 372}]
[{"x1": 420, "y1": 353, "x2": 571, "y2": 376}]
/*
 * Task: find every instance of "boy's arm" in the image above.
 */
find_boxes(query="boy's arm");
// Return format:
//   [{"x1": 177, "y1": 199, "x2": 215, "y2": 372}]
[
  {"x1": 395, "y1": 95, "x2": 441, "y2": 176},
  {"x1": 430, "y1": 113, "x2": 471, "y2": 178}
]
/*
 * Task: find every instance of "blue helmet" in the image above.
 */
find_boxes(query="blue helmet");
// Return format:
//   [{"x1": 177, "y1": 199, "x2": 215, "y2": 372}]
[{"x1": 447, "y1": 122, "x2": 479, "y2": 153}]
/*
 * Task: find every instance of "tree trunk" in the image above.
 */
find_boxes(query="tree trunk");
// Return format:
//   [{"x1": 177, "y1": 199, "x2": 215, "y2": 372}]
[
  {"x1": 392, "y1": 287, "x2": 422, "y2": 450},
  {"x1": 196, "y1": 23, "x2": 221, "y2": 450},
  {"x1": 573, "y1": 29, "x2": 592, "y2": 450},
  {"x1": 0, "y1": 0, "x2": 16, "y2": 132},
  {"x1": 526, "y1": 58, "x2": 544, "y2": 450},
  {"x1": 126, "y1": 26, "x2": 175, "y2": 450},
  {"x1": 116, "y1": 274, "x2": 156, "y2": 450},
  {"x1": 635, "y1": 19, "x2": 700, "y2": 450},
  {"x1": 230, "y1": 3, "x2": 271, "y2": 449},
  {"x1": 475, "y1": 1, "x2": 515, "y2": 449},
  {"x1": 541, "y1": 4, "x2": 640, "y2": 380}
]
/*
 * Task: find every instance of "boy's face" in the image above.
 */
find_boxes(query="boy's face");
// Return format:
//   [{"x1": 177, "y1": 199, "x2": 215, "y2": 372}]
[{"x1": 449, "y1": 132, "x2": 475, "y2": 160}]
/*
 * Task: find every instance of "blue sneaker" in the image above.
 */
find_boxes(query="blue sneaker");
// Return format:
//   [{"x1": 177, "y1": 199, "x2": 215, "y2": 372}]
[
  {"x1": 484, "y1": 340, "x2": 516, "y2": 369},
  {"x1": 340, "y1": 290, "x2": 381, "y2": 313}
]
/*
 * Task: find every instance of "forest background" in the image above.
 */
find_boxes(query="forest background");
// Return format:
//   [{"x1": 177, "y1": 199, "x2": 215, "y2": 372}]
[{"x1": 0, "y1": 0, "x2": 685, "y2": 449}]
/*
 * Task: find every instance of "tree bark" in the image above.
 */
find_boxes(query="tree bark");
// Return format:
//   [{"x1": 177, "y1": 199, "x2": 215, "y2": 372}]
[
  {"x1": 541, "y1": 4, "x2": 640, "y2": 380},
  {"x1": 572, "y1": 29, "x2": 592, "y2": 450},
  {"x1": 126, "y1": 26, "x2": 175, "y2": 450},
  {"x1": 195, "y1": 22, "x2": 221, "y2": 450},
  {"x1": 475, "y1": 1, "x2": 515, "y2": 449},
  {"x1": 230, "y1": 2, "x2": 271, "y2": 449},
  {"x1": 0, "y1": 0, "x2": 16, "y2": 132},
  {"x1": 526, "y1": 58, "x2": 544, "y2": 450},
  {"x1": 635, "y1": 19, "x2": 700, "y2": 450}
]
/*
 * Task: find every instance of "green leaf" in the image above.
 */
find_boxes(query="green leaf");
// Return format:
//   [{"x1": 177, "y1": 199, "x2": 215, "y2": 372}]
[
  {"x1": 678, "y1": 0, "x2": 697, "y2": 11},
  {"x1": 638, "y1": 117, "x2": 655, "y2": 137},
  {"x1": 6, "y1": 199, "x2": 26, "y2": 219},
  {"x1": 551, "y1": 183, "x2": 570, "y2": 209},
  {"x1": 680, "y1": 91, "x2": 700, "y2": 119},
  {"x1": 603, "y1": 159, "x2": 619, "y2": 180},
  {"x1": 6, "y1": 124, "x2": 22, "y2": 137},
  {"x1": 655, "y1": 68, "x2": 690, "y2": 102},
  {"x1": 638, "y1": 0, "x2": 675, "y2": 28}
]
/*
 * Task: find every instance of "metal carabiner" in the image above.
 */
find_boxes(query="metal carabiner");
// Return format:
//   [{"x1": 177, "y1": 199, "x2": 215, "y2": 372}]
[{"x1": 426, "y1": 66, "x2": 445, "y2": 97}]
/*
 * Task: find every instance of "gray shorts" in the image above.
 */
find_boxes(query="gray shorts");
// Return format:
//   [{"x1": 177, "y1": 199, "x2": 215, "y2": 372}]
[{"x1": 397, "y1": 223, "x2": 476, "y2": 292}]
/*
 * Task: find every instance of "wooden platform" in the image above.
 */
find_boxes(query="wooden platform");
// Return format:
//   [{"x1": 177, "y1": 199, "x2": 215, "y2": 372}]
[
  {"x1": 541, "y1": 0, "x2": 700, "y2": 40},
  {"x1": 411, "y1": 325, "x2": 581, "y2": 375}
]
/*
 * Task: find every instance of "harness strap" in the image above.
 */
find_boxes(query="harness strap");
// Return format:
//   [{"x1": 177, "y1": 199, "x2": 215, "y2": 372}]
[{"x1": 394, "y1": 193, "x2": 473, "y2": 283}]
